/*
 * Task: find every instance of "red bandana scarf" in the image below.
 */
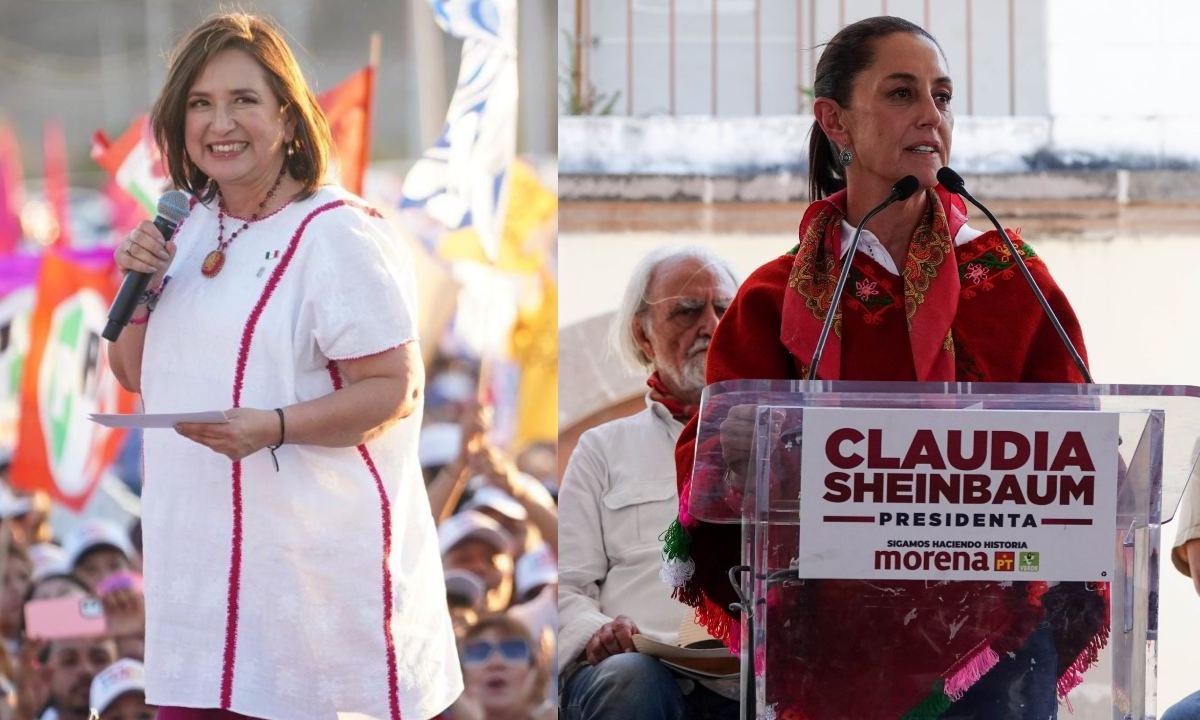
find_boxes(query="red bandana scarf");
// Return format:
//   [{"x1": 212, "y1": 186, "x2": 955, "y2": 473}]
[
  {"x1": 647, "y1": 372, "x2": 700, "y2": 422},
  {"x1": 782, "y1": 186, "x2": 967, "y2": 380}
]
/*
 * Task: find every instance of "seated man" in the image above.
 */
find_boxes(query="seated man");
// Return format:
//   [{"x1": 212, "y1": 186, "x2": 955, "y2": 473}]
[
  {"x1": 1162, "y1": 477, "x2": 1200, "y2": 720},
  {"x1": 559, "y1": 247, "x2": 740, "y2": 720}
]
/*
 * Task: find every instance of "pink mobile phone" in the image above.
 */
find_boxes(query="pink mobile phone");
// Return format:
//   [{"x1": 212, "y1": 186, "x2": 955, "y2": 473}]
[{"x1": 24, "y1": 596, "x2": 108, "y2": 640}]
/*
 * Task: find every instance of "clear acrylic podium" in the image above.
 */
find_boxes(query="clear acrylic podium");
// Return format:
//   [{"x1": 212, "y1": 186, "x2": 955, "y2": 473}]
[{"x1": 686, "y1": 380, "x2": 1200, "y2": 720}]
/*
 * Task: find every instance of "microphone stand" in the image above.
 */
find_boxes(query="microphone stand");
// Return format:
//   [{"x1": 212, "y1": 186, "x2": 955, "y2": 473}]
[
  {"x1": 937, "y1": 168, "x2": 1093, "y2": 384},
  {"x1": 807, "y1": 176, "x2": 919, "y2": 380}
]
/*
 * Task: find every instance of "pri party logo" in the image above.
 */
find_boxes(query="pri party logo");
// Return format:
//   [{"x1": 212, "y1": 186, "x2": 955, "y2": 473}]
[{"x1": 36, "y1": 289, "x2": 122, "y2": 496}]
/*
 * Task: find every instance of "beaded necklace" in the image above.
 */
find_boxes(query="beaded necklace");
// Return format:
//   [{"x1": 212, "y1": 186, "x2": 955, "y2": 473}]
[{"x1": 201, "y1": 165, "x2": 286, "y2": 278}]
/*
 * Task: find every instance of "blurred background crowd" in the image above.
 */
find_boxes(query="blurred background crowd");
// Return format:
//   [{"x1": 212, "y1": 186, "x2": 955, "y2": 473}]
[{"x1": 0, "y1": 0, "x2": 557, "y2": 717}]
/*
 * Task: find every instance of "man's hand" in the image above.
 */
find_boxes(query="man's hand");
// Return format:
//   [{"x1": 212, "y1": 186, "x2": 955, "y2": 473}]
[
  {"x1": 584, "y1": 615, "x2": 640, "y2": 665},
  {"x1": 101, "y1": 587, "x2": 145, "y2": 641},
  {"x1": 13, "y1": 640, "x2": 48, "y2": 720},
  {"x1": 469, "y1": 444, "x2": 522, "y2": 498}
]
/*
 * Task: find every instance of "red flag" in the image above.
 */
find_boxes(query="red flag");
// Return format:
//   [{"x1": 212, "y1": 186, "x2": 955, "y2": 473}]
[
  {"x1": 318, "y1": 65, "x2": 375, "y2": 196},
  {"x1": 42, "y1": 121, "x2": 71, "y2": 248},
  {"x1": 90, "y1": 115, "x2": 168, "y2": 217},
  {"x1": 103, "y1": 178, "x2": 147, "y2": 239},
  {"x1": 0, "y1": 122, "x2": 25, "y2": 255},
  {"x1": 10, "y1": 250, "x2": 134, "y2": 511}
]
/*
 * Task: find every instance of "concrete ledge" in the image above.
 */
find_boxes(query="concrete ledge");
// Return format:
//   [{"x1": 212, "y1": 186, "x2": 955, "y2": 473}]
[
  {"x1": 560, "y1": 170, "x2": 1200, "y2": 202},
  {"x1": 561, "y1": 115, "x2": 1200, "y2": 177}
]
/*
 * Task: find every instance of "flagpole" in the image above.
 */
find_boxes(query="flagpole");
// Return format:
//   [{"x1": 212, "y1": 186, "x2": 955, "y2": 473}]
[{"x1": 363, "y1": 33, "x2": 381, "y2": 198}]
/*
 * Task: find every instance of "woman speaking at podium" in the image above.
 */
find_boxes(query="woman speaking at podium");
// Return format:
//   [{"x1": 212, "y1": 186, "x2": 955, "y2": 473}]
[{"x1": 668, "y1": 15, "x2": 1107, "y2": 720}]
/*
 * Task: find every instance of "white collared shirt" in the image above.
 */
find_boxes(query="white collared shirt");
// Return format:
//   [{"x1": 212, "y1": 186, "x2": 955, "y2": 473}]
[
  {"x1": 558, "y1": 394, "x2": 688, "y2": 677},
  {"x1": 839, "y1": 219, "x2": 985, "y2": 275}
]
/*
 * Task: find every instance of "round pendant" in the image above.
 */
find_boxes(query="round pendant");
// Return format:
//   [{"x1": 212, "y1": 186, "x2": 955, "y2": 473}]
[{"x1": 201, "y1": 250, "x2": 225, "y2": 278}]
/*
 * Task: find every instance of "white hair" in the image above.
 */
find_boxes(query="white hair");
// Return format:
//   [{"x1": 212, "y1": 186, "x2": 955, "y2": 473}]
[{"x1": 607, "y1": 245, "x2": 741, "y2": 372}]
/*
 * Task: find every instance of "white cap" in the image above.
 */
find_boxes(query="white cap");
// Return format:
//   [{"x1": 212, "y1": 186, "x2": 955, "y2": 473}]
[
  {"x1": 27, "y1": 542, "x2": 68, "y2": 581},
  {"x1": 90, "y1": 659, "x2": 145, "y2": 715},
  {"x1": 427, "y1": 370, "x2": 476, "y2": 405},
  {"x1": 515, "y1": 543, "x2": 557, "y2": 598},
  {"x1": 419, "y1": 423, "x2": 462, "y2": 468},
  {"x1": 437, "y1": 510, "x2": 514, "y2": 556},
  {"x1": 0, "y1": 484, "x2": 33, "y2": 519},
  {"x1": 444, "y1": 569, "x2": 486, "y2": 608},
  {"x1": 64, "y1": 520, "x2": 134, "y2": 570},
  {"x1": 463, "y1": 486, "x2": 527, "y2": 522}
]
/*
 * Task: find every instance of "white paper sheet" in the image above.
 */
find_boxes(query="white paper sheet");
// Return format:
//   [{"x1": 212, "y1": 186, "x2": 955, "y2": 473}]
[{"x1": 88, "y1": 411, "x2": 229, "y2": 429}]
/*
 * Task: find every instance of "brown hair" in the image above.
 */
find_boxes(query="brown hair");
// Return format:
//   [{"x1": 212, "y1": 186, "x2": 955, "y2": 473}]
[
  {"x1": 808, "y1": 16, "x2": 945, "y2": 201},
  {"x1": 151, "y1": 12, "x2": 331, "y2": 203}
]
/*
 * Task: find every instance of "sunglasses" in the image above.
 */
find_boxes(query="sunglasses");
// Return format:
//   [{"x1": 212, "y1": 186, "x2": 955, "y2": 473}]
[{"x1": 462, "y1": 638, "x2": 530, "y2": 666}]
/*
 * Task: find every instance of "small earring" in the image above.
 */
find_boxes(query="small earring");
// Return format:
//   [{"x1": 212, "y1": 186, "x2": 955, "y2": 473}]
[
  {"x1": 286, "y1": 142, "x2": 296, "y2": 157},
  {"x1": 839, "y1": 147, "x2": 854, "y2": 167}
]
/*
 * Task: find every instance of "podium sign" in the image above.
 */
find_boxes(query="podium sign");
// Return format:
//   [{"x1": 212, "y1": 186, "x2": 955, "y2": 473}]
[
  {"x1": 684, "y1": 380, "x2": 1200, "y2": 719},
  {"x1": 797, "y1": 407, "x2": 1119, "y2": 582}
]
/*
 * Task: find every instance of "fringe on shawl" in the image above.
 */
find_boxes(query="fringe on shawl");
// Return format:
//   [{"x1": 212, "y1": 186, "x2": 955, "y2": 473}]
[{"x1": 1056, "y1": 620, "x2": 1110, "y2": 699}]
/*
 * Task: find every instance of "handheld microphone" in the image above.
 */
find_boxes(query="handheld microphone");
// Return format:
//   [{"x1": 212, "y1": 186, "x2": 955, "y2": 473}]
[
  {"x1": 936, "y1": 167, "x2": 1092, "y2": 383},
  {"x1": 807, "y1": 175, "x2": 920, "y2": 380},
  {"x1": 102, "y1": 191, "x2": 190, "y2": 342}
]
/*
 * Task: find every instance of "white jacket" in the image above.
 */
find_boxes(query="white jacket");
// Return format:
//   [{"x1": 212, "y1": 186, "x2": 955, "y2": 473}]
[{"x1": 557, "y1": 394, "x2": 689, "y2": 677}]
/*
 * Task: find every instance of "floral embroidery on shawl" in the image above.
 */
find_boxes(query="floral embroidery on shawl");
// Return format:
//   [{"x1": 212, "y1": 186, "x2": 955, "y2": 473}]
[
  {"x1": 846, "y1": 266, "x2": 899, "y2": 326},
  {"x1": 956, "y1": 229, "x2": 1038, "y2": 300},
  {"x1": 786, "y1": 202, "x2": 842, "y2": 334},
  {"x1": 900, "y1": 196, "x2": 952, "y2": 329},
  {"x1": 781, "y1": 188, "x2": 960, "y2": 381}
]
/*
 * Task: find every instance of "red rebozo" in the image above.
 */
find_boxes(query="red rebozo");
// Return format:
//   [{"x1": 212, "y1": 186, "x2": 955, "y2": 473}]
[{"x1": 669, "y1": 187, "x2": 1107, "y2": 719}]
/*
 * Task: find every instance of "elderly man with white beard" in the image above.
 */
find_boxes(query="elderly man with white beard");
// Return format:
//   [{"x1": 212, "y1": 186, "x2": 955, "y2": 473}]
[{"x1": 559, "y1": 247, "x2": 740, "y2": 720}]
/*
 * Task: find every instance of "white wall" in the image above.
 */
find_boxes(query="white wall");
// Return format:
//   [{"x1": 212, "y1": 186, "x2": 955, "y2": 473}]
[{"x1": 1046, "y1": 0, "x2": 1200, "y2": 162}]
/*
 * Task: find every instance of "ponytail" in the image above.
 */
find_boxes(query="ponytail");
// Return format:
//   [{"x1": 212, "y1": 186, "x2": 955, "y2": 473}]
[{"x1": 807, "y1": 120, "x2": 845, "y2": 201}]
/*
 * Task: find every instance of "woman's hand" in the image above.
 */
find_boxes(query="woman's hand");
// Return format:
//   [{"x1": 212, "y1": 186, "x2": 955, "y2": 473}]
[
  {"x1": 720, "y1": 403, "x2": 759, "y2": 477},
  {"x1": 175, "y1": 408, "x2": 280, "y2": 461},
  {"x1": 114, "y1": 220, "x2": 176, "y2": 286}
]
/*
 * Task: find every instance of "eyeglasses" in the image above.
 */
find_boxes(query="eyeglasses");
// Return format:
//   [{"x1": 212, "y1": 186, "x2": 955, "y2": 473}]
[{"x1": 462, "y1": 638, "x2": 530, "y2": 666}]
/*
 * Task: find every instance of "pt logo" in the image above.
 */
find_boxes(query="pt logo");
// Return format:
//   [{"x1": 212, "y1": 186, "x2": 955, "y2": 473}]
[
  {"x1": 994, "y1": 551, "x2": 1015, "y2": 572},
  {"x1": 1019, "y1": 552, "x2": 1040, "y2": 572}
]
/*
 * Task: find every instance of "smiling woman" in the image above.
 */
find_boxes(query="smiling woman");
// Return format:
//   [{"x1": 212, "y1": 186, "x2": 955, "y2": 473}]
[{"x1": 102, "y1": 11, "x2": 460, "y2": 720}]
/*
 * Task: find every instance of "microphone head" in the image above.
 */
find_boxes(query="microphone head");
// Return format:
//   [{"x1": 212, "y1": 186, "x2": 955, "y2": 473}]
[
  {"x1": 891, "y1": 175, "x2": 920, "y2": 201},
  {"x1": 156, "y1": 190, "x2": 191, "y2": 226},
  {"x1": 936, "y1": 167, "x2": 966, "y2": 193}
]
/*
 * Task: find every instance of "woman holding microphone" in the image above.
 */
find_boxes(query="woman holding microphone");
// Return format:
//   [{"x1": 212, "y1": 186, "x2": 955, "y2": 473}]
[{"x1": 108, "y1": 12, "x2": 459, "y2": 720}]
